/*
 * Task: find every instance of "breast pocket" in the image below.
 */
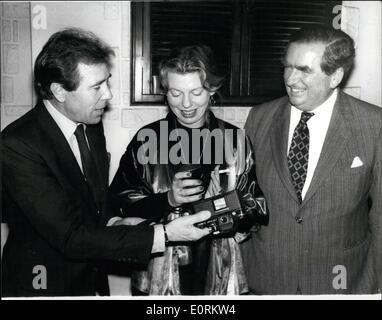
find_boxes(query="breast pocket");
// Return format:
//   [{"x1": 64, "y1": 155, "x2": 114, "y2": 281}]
[
  {"x1": 336, "y1": 165, "x2": 367, "y2": 176},
  {"x1": 334, "y1": 154, "x2": 370, "y2": 177}
]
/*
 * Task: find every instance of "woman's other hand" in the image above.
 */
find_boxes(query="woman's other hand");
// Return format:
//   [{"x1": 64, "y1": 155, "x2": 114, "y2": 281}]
[{"x1": 168, "y1": 171, "x2": 204, "y2": 207}]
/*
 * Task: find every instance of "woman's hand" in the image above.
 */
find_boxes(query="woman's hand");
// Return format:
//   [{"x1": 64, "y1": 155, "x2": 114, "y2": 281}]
[
  {"x1": 168, "y1": 171, "x2": 204, "y2": 207},
  {"x1": 205, "y1": 165, "x2": 222, "y2": 198}
]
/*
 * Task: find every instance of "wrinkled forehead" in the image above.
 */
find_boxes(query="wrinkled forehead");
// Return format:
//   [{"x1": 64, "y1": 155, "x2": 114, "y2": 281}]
[{"x1": 285, "y1": 41, "x2": 326, "y2": 64}]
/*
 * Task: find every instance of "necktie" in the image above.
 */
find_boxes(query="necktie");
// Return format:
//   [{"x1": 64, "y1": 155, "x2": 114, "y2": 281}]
[
  {"x1": 287, "y1": 111, "x2": 314, "y2": 202},
  {"x1": 74, "y1": 124, "x2": 101, "y2": 209}
]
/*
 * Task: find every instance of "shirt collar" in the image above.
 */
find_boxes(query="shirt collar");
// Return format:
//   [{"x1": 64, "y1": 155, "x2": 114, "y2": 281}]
[{"x1": 43, "y1": 99, "x2": 78, "y2": 141}]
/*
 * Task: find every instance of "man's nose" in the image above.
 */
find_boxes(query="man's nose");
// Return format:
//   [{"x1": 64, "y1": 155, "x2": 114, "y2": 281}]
[
  {"x1": 285, "y1": 68, "x2": 300, "y2": 86},
  {"x1": 182, "y1": 93, "x2": 192, "y2": 108},
  {"x1": 102, "y1": 84, "x2": 113, "y2": 100}
]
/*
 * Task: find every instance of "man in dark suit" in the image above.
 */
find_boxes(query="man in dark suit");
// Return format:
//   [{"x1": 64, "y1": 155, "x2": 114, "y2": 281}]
[
  {"x1": 1, "y1": 28, "x2": 210, "y2": 297},
  {"x1": 242, "y1": 25, "x2": 381, "y2": 294}
]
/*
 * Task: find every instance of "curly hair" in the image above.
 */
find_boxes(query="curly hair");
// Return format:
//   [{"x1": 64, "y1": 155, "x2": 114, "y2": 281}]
[
  {"x1": 287, "y1": 25, "x2": 355, "y2": 84},
  {"x1": 158, "y1": 45, "x2": 224, "y2": 93},
  {"x1": 34, "y1": 28, "x2": 115, "y2": 100}
]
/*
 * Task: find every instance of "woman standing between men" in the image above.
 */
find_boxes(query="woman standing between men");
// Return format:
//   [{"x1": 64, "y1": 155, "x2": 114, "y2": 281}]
[{"x1": 109, "y1": 45, "x2": 267, "y2": 295}]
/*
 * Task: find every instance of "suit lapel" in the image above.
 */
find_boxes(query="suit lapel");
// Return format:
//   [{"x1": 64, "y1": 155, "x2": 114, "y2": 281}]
[
  {"x1": 34, "y1": 102, "x2": 104, "y2": 208},
  {"x1": 270, "y1": 101, "x2": 300, "y2": 203},
  {"x1": 302, "y1": 91, "x2": 352, "y2": 206},
  {"x1": 35, "y1": 102, "x2": 86, "y2": 184}
]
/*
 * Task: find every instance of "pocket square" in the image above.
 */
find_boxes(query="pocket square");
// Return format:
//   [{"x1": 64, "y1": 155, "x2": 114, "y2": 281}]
[{"x1": 351, "y1": 156, "x2": 363, "y2": 168}]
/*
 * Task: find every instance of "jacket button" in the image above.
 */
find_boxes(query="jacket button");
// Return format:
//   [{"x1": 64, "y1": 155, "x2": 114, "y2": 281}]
[{"x1": 295, "y1": 216, "x2": 303, "y2": 224}]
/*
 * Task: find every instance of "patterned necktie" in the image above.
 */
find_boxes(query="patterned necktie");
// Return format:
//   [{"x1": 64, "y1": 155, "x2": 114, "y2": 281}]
[
  {"x1": 287, "y1": 111, "x2": 314, "y2": 203},
  {"x1": 74, "y1": 124, "x2": 101, "y2": 209}
]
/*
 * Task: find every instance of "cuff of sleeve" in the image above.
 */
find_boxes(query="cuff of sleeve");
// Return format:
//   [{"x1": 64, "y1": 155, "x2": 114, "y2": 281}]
[
  {"x1": 106, "y1": 216, "x2": 123, "y2": 226},
  {"x1": 151, "y1": 224, "x2": 165, "y2": 254}
]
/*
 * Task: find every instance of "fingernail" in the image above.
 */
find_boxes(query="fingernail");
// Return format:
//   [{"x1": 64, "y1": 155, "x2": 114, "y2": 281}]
[{"x1": 186, "y1": 172, "x2": 191, "y2": 177}]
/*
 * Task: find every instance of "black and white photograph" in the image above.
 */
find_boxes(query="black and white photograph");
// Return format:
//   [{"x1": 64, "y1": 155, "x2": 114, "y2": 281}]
[{"x1": 1, "y1": 0, "x2": 381, "y2": 308}]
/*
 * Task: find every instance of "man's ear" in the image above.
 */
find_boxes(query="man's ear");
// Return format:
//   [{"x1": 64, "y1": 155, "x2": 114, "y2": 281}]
[
  {"x1": 50, "y1": 83, "x2": 66, "y2": 103},
  {"x1": 330, "y1": 67, "x2": 344, "y2": 89}
]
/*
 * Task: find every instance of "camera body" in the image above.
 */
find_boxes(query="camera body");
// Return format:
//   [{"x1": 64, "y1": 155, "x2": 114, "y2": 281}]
[{"x1": 186, "y1": 190, "x2": 245, "y2": 235}]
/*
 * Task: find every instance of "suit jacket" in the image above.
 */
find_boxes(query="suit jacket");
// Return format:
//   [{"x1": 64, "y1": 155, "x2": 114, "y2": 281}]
[
  {"x1": 1, "y1": 101, "x2": 157, "y2": 297},
  {"x1": 242, "y1": 91, "x2": 382, "y2": 294}
]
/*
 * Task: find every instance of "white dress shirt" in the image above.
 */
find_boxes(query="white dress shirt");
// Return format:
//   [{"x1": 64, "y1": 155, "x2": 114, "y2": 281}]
[
  {"x1": 287, "y1": 89, "x2": 338, "y2": 200},
  {"x1": 44, "y1": 100, "x2": 84, "y2": 173},
  {"x1": 44, "y1": 100, "x2": 164, "y2": 253}
]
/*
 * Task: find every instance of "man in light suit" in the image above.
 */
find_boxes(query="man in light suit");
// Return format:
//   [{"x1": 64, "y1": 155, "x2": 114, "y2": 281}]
[
  {"x1": 1, "y1": 28, "x2": 210, "y2": 297},
  {"x1": 242, "y1": 25, "x2": 381, "y2": 294}
]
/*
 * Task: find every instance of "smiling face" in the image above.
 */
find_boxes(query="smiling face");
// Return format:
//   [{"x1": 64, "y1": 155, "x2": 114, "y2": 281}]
[
  {"x1": 166, "y1": 71, "x2": 214, "y2": 128},
  {"x1": 283, "y1": 42, "x2": 337, "y2": 111},
  {"x1": 60, "y1": 62, "x2": 112, "y2": 124}
]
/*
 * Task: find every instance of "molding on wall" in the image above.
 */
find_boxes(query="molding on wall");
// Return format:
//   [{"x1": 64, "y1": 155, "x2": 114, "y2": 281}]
[{"x1": 1, "y1": 2, "x2": 32, "y2": 130}]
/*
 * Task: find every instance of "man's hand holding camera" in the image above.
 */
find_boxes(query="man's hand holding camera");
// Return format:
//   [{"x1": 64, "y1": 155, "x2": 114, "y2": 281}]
[
  {"x1": 112, "y1": 210, "x2": 212, "y2": 243},
  {"x1": 165, "y1": 210, "x2": 212, "y2": 242}
]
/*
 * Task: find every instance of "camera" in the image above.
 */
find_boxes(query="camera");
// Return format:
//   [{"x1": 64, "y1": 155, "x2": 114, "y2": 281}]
[{"x1": 185, "y1": 190, "x2": 268, "y2": 236}]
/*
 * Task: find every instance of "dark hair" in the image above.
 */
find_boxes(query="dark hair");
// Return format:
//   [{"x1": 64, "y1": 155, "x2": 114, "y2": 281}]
[
  {"x1": 286, "y1": 25, "x2": 355, "y2": 83},
  {"x1": 34, "y1": 28, "x2": 115, "y2": 99},
  {"x1": 158, "y1": 45, "x2": 224, "y2": 93}
]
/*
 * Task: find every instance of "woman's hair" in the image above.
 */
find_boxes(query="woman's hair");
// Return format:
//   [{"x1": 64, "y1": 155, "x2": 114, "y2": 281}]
[
  {"x1": 286, "y1": 25, "x2": 355, "y2": 84},
  {"x1": 158, "y1": 45, "x2": 224, "y2": 93},
  {"x1": 34, "y1": 28, "x2": 115, "y2": 99}
]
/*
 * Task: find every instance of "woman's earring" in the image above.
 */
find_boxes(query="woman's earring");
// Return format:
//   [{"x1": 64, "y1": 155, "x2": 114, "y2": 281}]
[{"x1": 210, "y1": 95, "x2": 216, "y2": 106}]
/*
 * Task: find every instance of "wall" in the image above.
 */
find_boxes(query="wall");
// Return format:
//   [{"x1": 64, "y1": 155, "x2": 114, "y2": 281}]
[
  {"x1": 1, "y1": 1, "x2": 381, "y2": 296},
  {"x1": 341, "y1": 1, "x2": 382, "y2": 106},
  {"x1": 1, "y1": 2, "x2": 33, "y2": 130}
]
